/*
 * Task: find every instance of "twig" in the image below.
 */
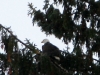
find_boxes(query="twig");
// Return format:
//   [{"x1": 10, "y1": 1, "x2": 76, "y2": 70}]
[
  {"x1": 51, "y1": 61, "x2": 68, "y2": 73},
  {"x1": 93, "y1": 58, "x2": 100, "y2": 62},
  {"x1": 50, "y1": 58, "x2": 68, "y2": 74},
  {"x1": 0, "y1": 24, "x2": 40, "y2": 53}
]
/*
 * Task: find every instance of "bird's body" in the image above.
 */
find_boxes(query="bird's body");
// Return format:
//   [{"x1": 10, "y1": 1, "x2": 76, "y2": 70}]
[
  {"x1": 42, "y1": 42, "x2": 61, "y2": 58},
  {"x1": 41, "y1": 39, "x2": 61, "y2": 61}
]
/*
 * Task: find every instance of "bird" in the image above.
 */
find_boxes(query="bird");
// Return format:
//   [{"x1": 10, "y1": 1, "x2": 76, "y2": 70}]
[{"x1": 41, "y1": 39, "x2": 61, "y2": 61}]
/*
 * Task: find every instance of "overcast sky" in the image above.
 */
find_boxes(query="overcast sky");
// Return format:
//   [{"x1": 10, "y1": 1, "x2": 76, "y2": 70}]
[{"x1": 0, "y1": 0, "x2": 74, "y2": 53}]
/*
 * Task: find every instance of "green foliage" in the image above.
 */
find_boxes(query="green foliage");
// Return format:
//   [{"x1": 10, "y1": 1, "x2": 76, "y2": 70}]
[
  {"x1": 0, "y1": 0, "x2": 100, "y2": 75},
  {"x1": 29, "y1": 0, "x2": 100, "y2": 48},
  {"x1": 27, "y1": 0, "x2": 100, "y2": 75},
  {"x1": 0, "y1": 24, "x2": 40, "y2": 75}
]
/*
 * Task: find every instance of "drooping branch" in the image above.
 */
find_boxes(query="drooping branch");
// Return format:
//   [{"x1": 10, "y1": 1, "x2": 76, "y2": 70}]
[{"x1": 0, "y1": 24, "x2": 40, "y2": 54}]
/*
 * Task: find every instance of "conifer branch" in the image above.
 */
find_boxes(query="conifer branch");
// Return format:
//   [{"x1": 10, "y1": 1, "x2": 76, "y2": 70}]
[
  {"x1": 0, "y1": 24, "x2": 40, "y2": 53},
  {"x1": 51, "y1": 60, "x2": 68, "y2": 74}
]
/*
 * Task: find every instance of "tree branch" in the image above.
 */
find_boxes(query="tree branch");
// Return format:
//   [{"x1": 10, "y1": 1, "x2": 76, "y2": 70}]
[
  {"x1": 0, "y1": 24, "x2": 40, "y2": 54},
  {"x1": 51, "y1": 60, "x2": 68, "y2": 74},
  {"x1": 93, "y1": 58, "x2": 100, "y2": 62}
]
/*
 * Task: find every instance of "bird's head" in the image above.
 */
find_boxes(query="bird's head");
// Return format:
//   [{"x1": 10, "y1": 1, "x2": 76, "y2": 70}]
[{"x1": 41, "y1": 39, "x2": 49, "y2": 44}]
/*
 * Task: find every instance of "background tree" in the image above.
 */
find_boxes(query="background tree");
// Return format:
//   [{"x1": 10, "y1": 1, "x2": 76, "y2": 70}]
[{"x1": 28, "y1": 0, "x2": 100, "y2": 75}]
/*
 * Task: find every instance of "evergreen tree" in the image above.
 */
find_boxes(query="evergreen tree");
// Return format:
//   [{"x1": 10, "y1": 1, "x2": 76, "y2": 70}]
[
  {"x1": 28, "y1": 0, "x2": 100, "y2": 75},
  {"x1": 0, "y1": 0, "x2": 100, "y2": 75}
]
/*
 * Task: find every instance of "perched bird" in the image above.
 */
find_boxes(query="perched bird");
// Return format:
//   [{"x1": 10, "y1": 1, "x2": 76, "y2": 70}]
[{"x1": 41, "y1": 39, "x2": 61, "y2": 61}]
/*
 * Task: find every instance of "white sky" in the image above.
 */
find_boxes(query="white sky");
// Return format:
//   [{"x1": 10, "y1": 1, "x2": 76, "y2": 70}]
[{"x1": 0, "y1": 0, "x2": 73, "y2": 53}]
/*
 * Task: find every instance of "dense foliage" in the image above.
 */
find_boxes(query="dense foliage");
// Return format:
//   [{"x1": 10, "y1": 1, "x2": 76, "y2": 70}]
[
  {"x1": 28, "y1": 0, "x2": 100, "y2": 75},
  {"x1": 0, "y1": 0, "x2": 100, "y2": 75}
]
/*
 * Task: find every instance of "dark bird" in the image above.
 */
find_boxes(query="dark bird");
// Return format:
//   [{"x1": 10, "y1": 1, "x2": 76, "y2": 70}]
[{"x1": 41, "y1": 39, "x2": 61, "y2": 61}]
